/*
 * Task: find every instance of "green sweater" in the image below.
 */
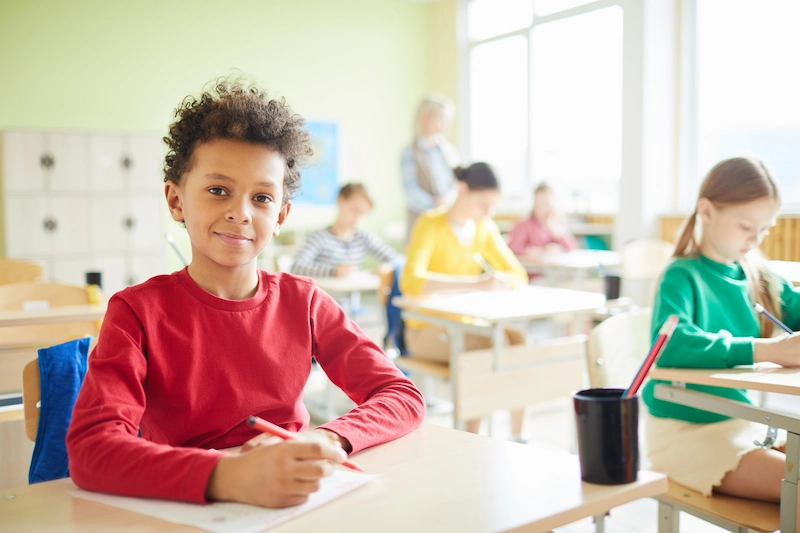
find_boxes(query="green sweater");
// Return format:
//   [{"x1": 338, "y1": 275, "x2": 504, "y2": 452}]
[{"x1": 643, "y1": 255, "x2": 800, "y2": 423}]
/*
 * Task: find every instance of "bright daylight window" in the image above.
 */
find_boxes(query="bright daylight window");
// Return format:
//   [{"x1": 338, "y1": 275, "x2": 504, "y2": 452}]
[
  {"x1": 466, "y1": 1, "x2": 623, "y2": 215},
  {"x1": 694, "y1": 0, "x2": 800, "y2": 208}
]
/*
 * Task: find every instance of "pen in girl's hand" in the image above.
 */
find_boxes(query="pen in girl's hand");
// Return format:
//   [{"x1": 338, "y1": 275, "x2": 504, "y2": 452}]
[
  {"x1": 246, "y1": 416, "x2": 364, "y2": 472},
  {"x1": 753, "y1": 303, "x2": 794, "y2": 334}
]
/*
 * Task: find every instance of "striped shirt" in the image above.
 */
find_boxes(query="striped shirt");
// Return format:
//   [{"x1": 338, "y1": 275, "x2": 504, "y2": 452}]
[{"x1": 290, "y1": 228, "x2": 400, "y2": 278}]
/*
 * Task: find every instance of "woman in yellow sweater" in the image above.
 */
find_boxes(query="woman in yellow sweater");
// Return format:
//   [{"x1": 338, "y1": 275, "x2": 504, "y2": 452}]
[{"x1": 401, "y1": 162, "x2": 529, "y2": 438}]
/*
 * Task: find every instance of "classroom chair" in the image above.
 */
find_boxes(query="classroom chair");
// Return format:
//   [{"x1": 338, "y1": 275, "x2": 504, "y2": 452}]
[
  {"x1": 0, "y1": 258, "x2": 43, "y2": 286},
  {"x1": 620, "y1": 239, "x2": 674, "y2": 307},
  {"x1": 586, "y1": 311, "x2": 780, "y2": 533},
  {"x1": 22, "y1": 337, "x2": 92, "y2": 483}
]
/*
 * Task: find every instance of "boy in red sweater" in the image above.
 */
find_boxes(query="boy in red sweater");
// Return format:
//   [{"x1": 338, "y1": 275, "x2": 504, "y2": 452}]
[{"x1": 66, "y1": 78, "x2": 425, "y2": 508}]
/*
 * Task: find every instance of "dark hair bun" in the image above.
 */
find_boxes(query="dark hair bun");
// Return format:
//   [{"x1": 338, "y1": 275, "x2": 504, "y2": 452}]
[{"x1": 454, "y1": 162, "x2": 499, "y2": 192}]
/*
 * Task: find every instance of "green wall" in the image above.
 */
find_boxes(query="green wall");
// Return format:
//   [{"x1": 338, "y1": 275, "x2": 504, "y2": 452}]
[{"x1": 0, "y1": 0, "x2": 444, "y2": 262}]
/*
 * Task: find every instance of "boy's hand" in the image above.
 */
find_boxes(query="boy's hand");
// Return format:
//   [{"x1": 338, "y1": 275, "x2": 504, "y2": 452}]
[
  {"x1": 207, "y1": 439, "x2": 346, "y2": 508},
  {"x1": 334, "y1": 264, "x2": 356, "y2": 277}
]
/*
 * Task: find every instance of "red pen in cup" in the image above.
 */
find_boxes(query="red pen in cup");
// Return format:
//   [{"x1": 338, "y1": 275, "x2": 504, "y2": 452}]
[{"x1": 246, "y1": 416, "x2": 364, "y2": 472}]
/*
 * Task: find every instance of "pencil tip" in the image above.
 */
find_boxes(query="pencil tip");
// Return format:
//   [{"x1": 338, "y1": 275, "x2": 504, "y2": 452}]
[{"x1": 246, "y1": 416, "x2": 255, "y2": 425}]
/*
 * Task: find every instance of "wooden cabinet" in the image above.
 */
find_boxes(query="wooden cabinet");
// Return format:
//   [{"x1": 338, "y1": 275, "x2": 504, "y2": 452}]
[{"x1": 1, "y1": 130, "x2": 168, "y2": 296}]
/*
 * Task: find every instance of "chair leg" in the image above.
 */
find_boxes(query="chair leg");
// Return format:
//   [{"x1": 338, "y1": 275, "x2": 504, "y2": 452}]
[{"x1": 658, "y1": 501, "x2": 680, "y2": 533}]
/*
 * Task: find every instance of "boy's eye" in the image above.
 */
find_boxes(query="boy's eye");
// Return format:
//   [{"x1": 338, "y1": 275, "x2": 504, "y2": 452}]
[
  {"x1": 209, "y1": 187, "x2": 227, "y2": 196},
  {"x1": 254, "y1": 195, "x2": 273, "y2": 204},
  {"x1": 739, "y1": 224, "x2": 752, "y2": 232}
]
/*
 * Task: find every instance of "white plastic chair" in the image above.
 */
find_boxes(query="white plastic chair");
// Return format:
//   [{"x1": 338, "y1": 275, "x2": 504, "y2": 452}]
[{"x1": 620, "y1": 239, "x2": 674, "y2": 307}]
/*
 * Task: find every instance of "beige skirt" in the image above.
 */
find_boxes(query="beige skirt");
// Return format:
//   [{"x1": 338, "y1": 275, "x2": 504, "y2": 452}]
[{"x1": 644, "y1": 414, "x2": 785, "y2": 496}]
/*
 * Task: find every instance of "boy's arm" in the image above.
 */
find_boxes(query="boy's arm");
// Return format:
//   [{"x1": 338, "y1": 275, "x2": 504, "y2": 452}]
[
  {"x1": 66, "y1": 296, "x2": 224, "y2": 503},
  {"x1": 653, "y1": 270, "x2": 753, "y2": 369},
  {"x1": 310, "y1": 288, "x2": 425, "y2": 452},
  {"x1": 361, "y1": 231, "x2": 399, "y2": 264},
  {"x1": 290, "y1": 232, "x2": 338, "y2": 277}
]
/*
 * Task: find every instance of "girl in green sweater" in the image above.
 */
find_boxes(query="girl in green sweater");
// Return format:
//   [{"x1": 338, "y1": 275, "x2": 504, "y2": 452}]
[{"x1": 644, "y1": 157, "x2": 800, "y2": 502}]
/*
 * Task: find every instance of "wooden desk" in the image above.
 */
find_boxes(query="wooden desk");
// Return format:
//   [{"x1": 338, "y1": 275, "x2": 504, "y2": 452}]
[
  {"x1": 521, "y1": 250, "x2": 621, "y2": 290},
  {"x1": 0, "y1": 304, "x2": 106, "y2": 329},
  {"x1": 649, "y1": 365, "x2": 800, "y2": 532},
  {"x1": 0, "y1": 424, "x2": 667, "y2": 533},
  {"x1": 397, "y1": 287, "x2": 605, "y2": 428}
]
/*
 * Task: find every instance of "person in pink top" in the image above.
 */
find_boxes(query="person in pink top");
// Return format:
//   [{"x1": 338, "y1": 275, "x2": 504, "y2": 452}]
[
  {"x1": 66, "y1": 77, "x2": 425, "y2": 509},
  {"x1": 507, "y1": 182, "x2": 578, "y2": 262}
]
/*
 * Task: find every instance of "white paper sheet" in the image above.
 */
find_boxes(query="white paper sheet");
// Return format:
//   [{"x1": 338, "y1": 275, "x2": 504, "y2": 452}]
[{"x1": 71, "y1": 470, "x2": 378, "y2": 533}]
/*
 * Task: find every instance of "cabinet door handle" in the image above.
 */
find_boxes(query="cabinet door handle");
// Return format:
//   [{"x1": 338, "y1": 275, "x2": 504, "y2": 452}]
[
  {"x1": 122, "y1": 156, "x2": 132, "y2": 169},
  {"x1": 43, "y1": 218, "x2": 57, "y2": 232},
  {"x1": 123, "y1": 216, "x2": 135, "y2": 229},
  {"x1": 40, "y1": 154, "x2": 54, "y2": 169}
]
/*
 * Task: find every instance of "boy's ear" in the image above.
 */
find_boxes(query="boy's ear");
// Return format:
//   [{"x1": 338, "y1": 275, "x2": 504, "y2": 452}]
[
  {"x1": 165, "y1": 182, "x2": 184, "y2": 222},
  {"x1": 274, "y1": 202, "x2": 291, "y2": 236}
]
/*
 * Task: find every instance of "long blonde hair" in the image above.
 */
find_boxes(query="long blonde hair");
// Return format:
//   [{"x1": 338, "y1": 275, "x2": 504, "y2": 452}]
[{"x1": 674, "y1": 157, "x2": 781, "y2": 336}]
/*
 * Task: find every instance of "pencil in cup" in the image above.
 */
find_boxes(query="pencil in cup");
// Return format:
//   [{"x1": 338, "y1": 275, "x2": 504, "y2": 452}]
[
  {"x1": 246, "y1": 416, "x2": 364, "y2": 472},
  {"x1": 753, "y1": 303, "x2": 794, "y2": 334},
  {"x1": 622, "y1": 315, "x2": 679, "y2": 398}
]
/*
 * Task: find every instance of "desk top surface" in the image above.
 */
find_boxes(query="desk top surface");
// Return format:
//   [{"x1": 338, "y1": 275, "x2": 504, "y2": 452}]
[
  {"x1": 0, "y1": 304, "x2": 106, "y2": 328},
  {"x1": 0, "y1": 424, "x2": 666, "y2": 533},
  {"x1": 522, "y1": 250, "x2": 621, "y2": 271},
  {"x1": 397, "y1": 286, "x2": 606, "y2": 323},
  {"x1": 313, "y1": 272, "x2": 380, "y2": 294},
  {"x1": 648, "y1": 364, "x2": 800, "y2": 396}
]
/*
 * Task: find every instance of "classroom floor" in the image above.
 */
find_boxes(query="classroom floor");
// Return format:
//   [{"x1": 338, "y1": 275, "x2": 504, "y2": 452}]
[{"x1": 308, "y1": 295, "x2": 800, "y2": 533}]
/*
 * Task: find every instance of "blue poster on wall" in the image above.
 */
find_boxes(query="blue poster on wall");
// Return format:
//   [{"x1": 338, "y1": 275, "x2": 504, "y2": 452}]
[{"x1": 294, "y1": 121, "x2": 339, "y2": 205}]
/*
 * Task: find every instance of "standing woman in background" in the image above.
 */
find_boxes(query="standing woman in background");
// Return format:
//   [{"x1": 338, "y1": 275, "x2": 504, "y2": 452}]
[{"x1": 400, "y1": 93, "x2": 460, "y2": 242}]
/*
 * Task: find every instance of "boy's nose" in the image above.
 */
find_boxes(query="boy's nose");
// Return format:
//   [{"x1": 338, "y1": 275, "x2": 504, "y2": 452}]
[{"x1": 226, "y1": 200, "x2": 252, "y2": 224}]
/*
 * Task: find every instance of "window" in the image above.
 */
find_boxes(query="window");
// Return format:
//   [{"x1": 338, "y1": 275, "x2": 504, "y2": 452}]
[
  {"x1": 465, "y1": 0, "x2": 624, "y2": 214},
  {"x1": 692, "y1": 0, "x2": 800, "y2": 207}
]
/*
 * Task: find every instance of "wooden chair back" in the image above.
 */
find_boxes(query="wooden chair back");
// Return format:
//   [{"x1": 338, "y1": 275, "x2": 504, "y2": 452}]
[
  {"x1": 0, "y1": 259, "x2": 43, "y2": 285},
  {"x1": 585, "y1": 309, "x2": 652, "y2": 389},
  {"x1": 22, "y1": 359, "x2": 40, "y2": 441}
]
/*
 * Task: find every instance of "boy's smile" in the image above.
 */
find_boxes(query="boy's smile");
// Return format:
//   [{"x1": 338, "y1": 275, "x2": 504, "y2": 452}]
[{"x1": 165, "y1": 138, "x2": 290, "y2": 298}]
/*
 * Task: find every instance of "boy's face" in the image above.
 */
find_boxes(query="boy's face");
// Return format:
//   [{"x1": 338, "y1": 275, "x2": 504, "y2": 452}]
[
  {"x1": 336, "y1": 193, "x2": 372, "y2": 231},
  {"x1": 165, "y1": 138, "x2": 289, "y2": 272}
]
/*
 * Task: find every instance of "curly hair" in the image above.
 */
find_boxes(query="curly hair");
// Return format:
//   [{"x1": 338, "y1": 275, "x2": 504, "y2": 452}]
[{"x1": 163, "y1": 77, "x2": 313, "y2": 203}]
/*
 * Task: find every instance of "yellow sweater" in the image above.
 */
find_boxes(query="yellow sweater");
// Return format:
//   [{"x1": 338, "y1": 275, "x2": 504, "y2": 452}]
[{"x1": 400, "y1": 207, "x2": 528, "y2": 329}]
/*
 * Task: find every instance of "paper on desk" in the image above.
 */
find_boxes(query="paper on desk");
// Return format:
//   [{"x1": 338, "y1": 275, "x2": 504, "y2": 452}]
[{"x1": 71, "y1": 469, "x2": 378, "y2": 533}]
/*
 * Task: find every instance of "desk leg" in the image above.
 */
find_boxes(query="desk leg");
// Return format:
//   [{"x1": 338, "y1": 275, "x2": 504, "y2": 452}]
[
  {"x1": 781, "y1": 431, "x2": 799, "y2": 533},
  {"x1": 449, "y1": 325, "x2": 466, "y2": 431}
]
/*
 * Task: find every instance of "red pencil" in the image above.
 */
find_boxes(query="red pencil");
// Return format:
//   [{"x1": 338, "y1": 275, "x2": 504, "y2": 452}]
[
  {"x1": 623, "y1": 315, "x2": 679, "y2": 398},
  {"x1": 246, "y1": 416, "x2": 364, "y2": 472}
]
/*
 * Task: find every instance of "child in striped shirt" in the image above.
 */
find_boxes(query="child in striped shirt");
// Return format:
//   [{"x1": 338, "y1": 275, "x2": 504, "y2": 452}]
[{"x1": 291, "y1": 183, "x2": 399, "y2": 278}]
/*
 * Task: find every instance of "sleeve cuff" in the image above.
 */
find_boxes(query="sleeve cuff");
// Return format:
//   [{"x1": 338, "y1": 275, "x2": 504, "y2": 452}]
[
  {"x1": 186, "y1": 449, "x2": 226, "y2": 503},
  {"x1": 727, "y1": 338, "x2": 755, "y2": 367}
]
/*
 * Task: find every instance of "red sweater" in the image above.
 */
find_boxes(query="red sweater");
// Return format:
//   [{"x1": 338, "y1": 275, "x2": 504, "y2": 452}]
[
  {"x1": 66, "y1": 268, "x2": 425, "y2": 503},
  {"x1": 507, "y1": 216, "x2": 578, "y2": 255}
]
